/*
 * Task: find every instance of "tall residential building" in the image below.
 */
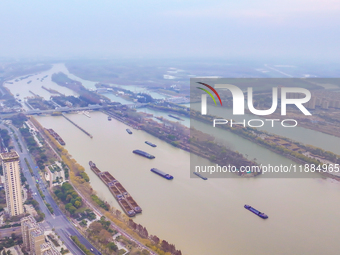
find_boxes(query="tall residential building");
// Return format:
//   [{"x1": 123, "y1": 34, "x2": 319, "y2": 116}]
[
  {"x1": 316, "y1": 97, "x2": 322, "y2": 106},
  {"x1": 21, "y1": 216, "x2": 46, "y2": 255},
  {"x1": 306, "y1": 96, "x2": 316, "y2": 109},
  {"x1": 321, "y1": 100, "x2": 329, "y2": 109},
  {"x1": 0, "y1": 151, "x2": 23, "y2": 216}
]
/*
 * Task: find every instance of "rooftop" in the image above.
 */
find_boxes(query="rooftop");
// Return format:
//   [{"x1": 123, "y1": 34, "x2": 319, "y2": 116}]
[
  {"x1": 21, "y1": 216, "x2": 44, "y2": 237},
  {"x1": 0, "y1": 151, "x2": 19, "y2": 161},
  {"x1": 41, "y1": 242, "x2": 61, "y2": 255}
]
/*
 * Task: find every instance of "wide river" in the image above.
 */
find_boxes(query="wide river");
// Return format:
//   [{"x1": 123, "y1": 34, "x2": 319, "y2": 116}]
[{"x1": 5, "y1": 64, "x2": 340, "y2": 255}]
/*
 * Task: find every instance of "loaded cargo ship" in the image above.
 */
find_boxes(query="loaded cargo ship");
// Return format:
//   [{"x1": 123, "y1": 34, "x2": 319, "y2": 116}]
[
  {"x1": 89, "y1": 161, "x2": 142, "y2": 217},
  {"x1": 133, "y1": 150, "x2": 155, "y2": 159},
  {"x1": 46, "y1": 128, "x2": 65, "y2": 146},
  {"x1": 151, "y1": 168, "x2": 173, "y2": 180},
  {"x1": 193, "y1": 172, "x2": 208, "y2": 180},
  {"x1": 244, "y1": 205, "x2": 268, "y2": 219},
  {"x1": 126, "y1": 129, "x2": 133, "y2": 134},
  {"x1": 145, "y1": 141, "x2": 157, "y2": 147}
]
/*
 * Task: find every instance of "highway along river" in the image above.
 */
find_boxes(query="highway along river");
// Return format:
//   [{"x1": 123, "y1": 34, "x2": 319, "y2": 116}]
[{"x1": 35, "y1": 112, "x2": 340, "y2": 255}]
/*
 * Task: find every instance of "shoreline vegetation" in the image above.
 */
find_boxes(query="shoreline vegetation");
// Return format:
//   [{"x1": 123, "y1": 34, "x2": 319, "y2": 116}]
[{"x1": 29, "y1": 117, "x2": 183, "y2": 255}]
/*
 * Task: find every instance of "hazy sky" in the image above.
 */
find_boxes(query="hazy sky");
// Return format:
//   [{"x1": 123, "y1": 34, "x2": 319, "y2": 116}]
[{"x1": 0, "y1": 0, "x2": 339, "y2": 61}]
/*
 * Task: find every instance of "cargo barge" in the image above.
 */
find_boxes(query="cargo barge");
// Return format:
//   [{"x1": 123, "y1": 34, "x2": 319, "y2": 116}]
[
  {"x1": 89, "y1": 161, "x2": 142, "y2": 216},
  {"x1": 46, "y1": 128, "x2": 65, "y2": 146},
  {"x1": 145, "y1": 141, "x2": 157, "y2": 147},
  {"x1": 168, "y1": 114, "x2": 183, "y2": 121},
  {"x1": 88, "y1": 161, "x2": 101, "y2": 175},
  {"x1": 193, "y1": 172, "x2": 207, "y2": 180},
  {"x1": 151, "y1": 168, "x2": 173, "y2": 180},
  {"x1": 126, "y1": 129, "x2": 133, "y2": 134},
  {"x1": 244, "y1": 205, "x2": 268, "y2": 219},
  {"x1": 133, "y1": 150, "x2": 155, "y2": 159}
]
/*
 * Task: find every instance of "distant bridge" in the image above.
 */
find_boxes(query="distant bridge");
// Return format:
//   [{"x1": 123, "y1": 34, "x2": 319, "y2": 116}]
[
  {"x1": 0, "y1": 103, "x2": 148, "y2": 117},
  {"x1": 23, "y1": 103, "x2": 148, "y2": 115},
  {"x1": 125, "y1": 103, "x2": 148, "y2": 109},
  {"x1": 165, "y1": 97, "x2": 190, "y2": 104},
  {"x1": 24, "y1": 105, "x2": 113, "y2": 115}
]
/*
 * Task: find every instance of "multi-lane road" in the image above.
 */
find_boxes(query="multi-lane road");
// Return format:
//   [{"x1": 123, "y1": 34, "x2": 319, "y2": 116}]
[
  {"x1": 1, "y1": 123, "x2": 100, "y2": 255},
  {"x1": 0, "y1": 226, "x2": 21, "y2": 238}
]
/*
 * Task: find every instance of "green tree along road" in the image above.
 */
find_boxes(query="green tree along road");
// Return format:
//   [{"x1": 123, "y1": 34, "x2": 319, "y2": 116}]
[
  {"x1": 90, "y1": 194, "x2": 110, "y2": 211},
  {"x1": 70, "y1": 236, "x2": 92, "y2": 255},
  {"x1": 54, "y1": 183, "x2": 83, "y2": 216},
  {"x1": 19, "y1": 127, "x2": 48, "y2": 170},
  {"x1": 0, "y1": 129, "x2": 11, "y2": 148}
]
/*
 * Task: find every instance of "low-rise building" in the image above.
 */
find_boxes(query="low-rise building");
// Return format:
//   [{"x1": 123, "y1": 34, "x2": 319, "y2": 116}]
[{"x1": 45, "y1": 162, "x2": 65, "y2": 187}]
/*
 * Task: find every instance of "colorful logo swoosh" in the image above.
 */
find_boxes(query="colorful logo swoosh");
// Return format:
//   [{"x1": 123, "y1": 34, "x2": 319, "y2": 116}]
[{"x1": 196, "y1": 82, "x2": 223, "y2": 106}]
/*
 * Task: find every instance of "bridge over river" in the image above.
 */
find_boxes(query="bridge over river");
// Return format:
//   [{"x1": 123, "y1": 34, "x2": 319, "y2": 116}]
[{"x1": 23, "y1": 103, "x2": 148, "y2": 115}]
